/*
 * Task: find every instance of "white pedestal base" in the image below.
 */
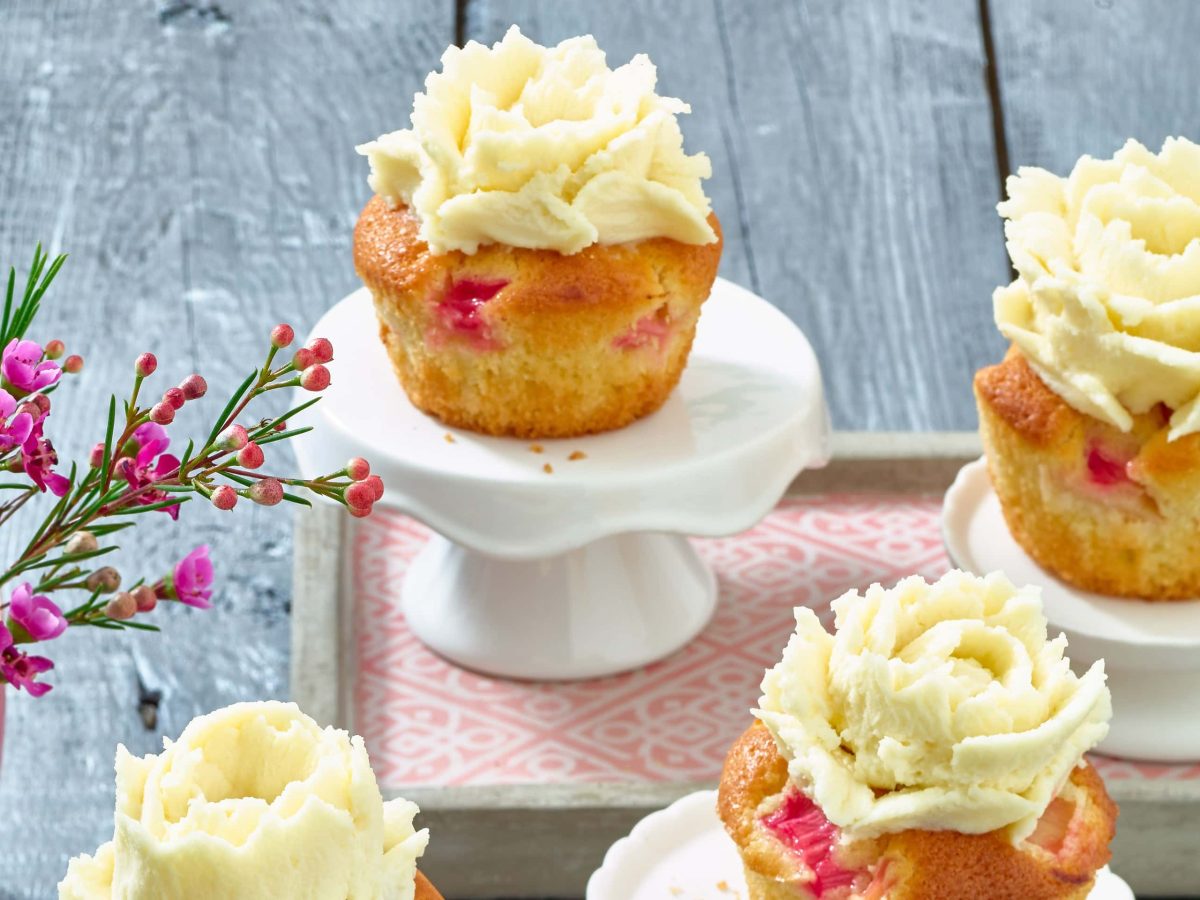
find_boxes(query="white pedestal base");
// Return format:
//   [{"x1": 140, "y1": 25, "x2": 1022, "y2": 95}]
[
  {"x1": 1100, "y1": 665, "x2": 1200, "y2": 762},
  {"x1": 401, "y1": 533, "x2": 718, "y2": 680}
]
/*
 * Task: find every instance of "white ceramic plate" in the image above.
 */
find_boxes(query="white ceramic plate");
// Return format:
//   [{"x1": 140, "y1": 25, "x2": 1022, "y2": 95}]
[{"x1": 587, "y1": 790, "x2": 1132, "y2": 900}]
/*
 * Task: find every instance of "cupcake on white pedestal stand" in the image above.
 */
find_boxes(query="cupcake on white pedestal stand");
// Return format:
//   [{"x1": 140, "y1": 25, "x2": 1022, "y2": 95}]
[
  {"x1": 293, "y1": 277, "x2": 829, "y2": 680},
  {"x1": 943, "y1": 459, "x2": 1200, "y2": 761}
]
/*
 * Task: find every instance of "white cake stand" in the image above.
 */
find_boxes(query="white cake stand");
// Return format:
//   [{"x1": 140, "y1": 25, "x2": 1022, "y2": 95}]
[
  {"x1": 293, "y1": 277, "x2": 829, "y2": 680},
  {"x1": 943, "y1": 458, "x2": 1200, "y2": 761}
]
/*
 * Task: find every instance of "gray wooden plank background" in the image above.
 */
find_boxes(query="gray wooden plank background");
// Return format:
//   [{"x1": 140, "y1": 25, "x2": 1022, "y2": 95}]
[{"x1": 0, "y1": 0, "x2": 1195, "y2": 896}]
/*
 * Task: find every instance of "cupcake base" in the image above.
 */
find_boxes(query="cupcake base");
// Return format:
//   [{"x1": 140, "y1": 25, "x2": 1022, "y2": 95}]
[
  {"x1": 975, "y1": 350, "x2": 1200, "y2": 600},
  {"x1": 354, "y1": 196, "x2": 723, "y2": 438},
  {"x1": 718, "y1": 723, "x2": 1116, "y2": 900},
  {"x1": 415, "y1": 870, "x2": 442, "y2": 900}
]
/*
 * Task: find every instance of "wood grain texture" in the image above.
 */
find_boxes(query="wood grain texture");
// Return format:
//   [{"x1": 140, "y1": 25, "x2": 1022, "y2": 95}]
[
  {"x1": 0, "y1": 1, "x2": 451, "y2": 896},
  {"x1": 991, "y1": 0, "x2": 1200, "y2": 174},
  {"x1": 467, "y1": 0, "x2": 1011, "y2": 430}
]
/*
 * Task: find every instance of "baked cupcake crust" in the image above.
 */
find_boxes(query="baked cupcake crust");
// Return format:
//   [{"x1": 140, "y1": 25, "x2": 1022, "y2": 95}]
[
  {"x1": 975, "y1": 349, "x2": 1200, "y2": 599},
  {"x1": 718, "y1": 723, "x2": 1116, "y2": 900},
  {"x1": 354, "y1": 196, "x2": 723, "y2": 438},
  {"x1": 414, "y1": 870, "x2": 442, "y2": 900}
]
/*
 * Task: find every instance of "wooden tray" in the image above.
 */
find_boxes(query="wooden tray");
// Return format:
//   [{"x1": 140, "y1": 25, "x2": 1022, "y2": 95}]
[{"x1": 292, "y1": 432, "x2": 1200, "y2": 897}]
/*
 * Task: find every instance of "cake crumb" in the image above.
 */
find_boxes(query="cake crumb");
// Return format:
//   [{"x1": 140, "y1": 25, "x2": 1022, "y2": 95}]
[
  {"x1": 543, "y1": 463, "x2": 553, "y2": 474},
  {"x1": 717, "y1": 880, "x2": 732, "y2": 892},
  {"x1": 529, "y1": 444, "x2": 544, "y2": 453},
  {"x1": 669, "y1": 888, "x2": 683, "y2": 897},
  {"x1": 443, "y1": 433, "x2": 456, "y2": 444},
  {"x1": 568, "y1": 450, "x2": 587, "y2": 461}
]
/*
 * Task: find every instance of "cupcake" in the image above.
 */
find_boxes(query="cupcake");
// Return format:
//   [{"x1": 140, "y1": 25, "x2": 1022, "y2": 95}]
[
  {"x1": 975, "y1": 137, "x2": 1200, "y2": 599},
  {"x1": 718, "y1": 571, "x2": 1116, "y2": 899},
  {"x1": 354, "y1": 26, "x2": 722, "y2": 438},
  {"x1": 58, "y1": 702, "x2": 438, "y2": 900}
]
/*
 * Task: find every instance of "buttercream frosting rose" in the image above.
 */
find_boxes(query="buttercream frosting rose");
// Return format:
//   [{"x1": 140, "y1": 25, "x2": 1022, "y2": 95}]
[
  {"x1": 357, "y1": 25, "x2": 717, "y2": 255},
  {"x1": 58, "y1": 702, "x2": 428, "y2": 900},
  {"x1": 995, "y1": 136, "x2": 1200, "y2": 441},
  {"x1": 756, "y1": 571, "x2": 1111, "y2": 843}
]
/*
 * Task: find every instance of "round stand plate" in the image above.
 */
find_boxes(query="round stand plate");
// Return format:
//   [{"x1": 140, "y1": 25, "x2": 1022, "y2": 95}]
[
  {"x1": 295, "y1": 278, "x2": 829, "y2": 679},
  {"x1": 585, "y1": 791, "x2": 1132, "y2": 900},
  {"x1": 943, "y1": 458, "x2": 1200, "y2": 761}
]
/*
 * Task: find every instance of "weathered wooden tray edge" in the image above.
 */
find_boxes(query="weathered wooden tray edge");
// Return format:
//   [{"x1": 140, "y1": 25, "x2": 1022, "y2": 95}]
[{"x1": 292, "y1": 431, "x2": 1200, "y2": 897}]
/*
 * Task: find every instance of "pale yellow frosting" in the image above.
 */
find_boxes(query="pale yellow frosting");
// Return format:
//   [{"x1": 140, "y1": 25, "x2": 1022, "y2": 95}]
[
  {"x1": 58, "y1": 702, "x2": 428, "y2": 900},
  {"x1": 357, "y1": 26, "x2": 717, "y2": 255},
  {"x1": 756, "y1": 571, "x2": 1111, "y2": 843},
  {"x1": 995, "y1": 136, "x2": 1200, "y2": 441}
]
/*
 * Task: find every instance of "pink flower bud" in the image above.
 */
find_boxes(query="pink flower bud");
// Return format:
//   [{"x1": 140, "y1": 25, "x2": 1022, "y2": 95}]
[
  {"x1": 135, "y1": 353, "x2": 157, "y2": 378},
  {"x1": 300, "y1": 365, "x2": 330, "y2": 392},
  {"x1": 346, "y1": 457, "x2": 370, "y2": 481},
  {"x1": 150, "y1": 402, "x2": 175, "y2": 425},
  {"x1": 249, "y1": 477, "x2": 284, "y2": 506},
  {"x1": 15, "y1": 401, "x2": 40, "y2": 420},
  {"x1": 237, "y1": 442, "x2": 265, "y2": 469},
  {"x1": 345, "y1": 481, "x2": 375, "y2": 512},
  {"x1": 306, "y1": 337, "x2": 334, "y2": 363},
  {"x1": 133, "y1": 585, "x2": 158, "y2": 613},
  {"x1": 348, "y1": 503, "x2": 373, "y2": 518},
  {"x1": 217, "y1": 424, "x2": 249, "y2": 451},
  {"x1": 43, "y1": 339, "x2": 65, "y2": 360},
  {"x1": 29, "y1": 393, "x2": 51, "y2": 414},
  {"x1": 114, "y1": 457, "x2": 136, "y2": 480},
  {"x1": 65, "y1": 530, "x2": 99, "y2": 555},
  {"x1": 105, "y1": 592, "x2": 137, "y2": 621},
  {"x1": 292, "y1": 347, "x2": 316, "y2": 370},
  {"x1": 180, "y1": 374, "x2": 207, "y2": 400},
  {"x1": 211, "y1": 485, "x2": 238, "y2": 510},
  {"x1": 271, "y1": 324, "x2": 295, "y2": 349},
  {"x1": 162, "y1": 387, "x2": 186, "y2": 410},
  {"x1": 89, "y1": 443, "x2": 105, "y2": 468},
  {"x1": 274, "y1": 419, "x2": 287, "y2": 432},
  {"x1": 64, "y1": 354, "x2": 84, "y2": 374},
  {"x1": 86, "y1": 566, "x2": 122, "y2": 593},
  {"x1": 365, "y1": 474, "x2": 385, "y2": 501}
]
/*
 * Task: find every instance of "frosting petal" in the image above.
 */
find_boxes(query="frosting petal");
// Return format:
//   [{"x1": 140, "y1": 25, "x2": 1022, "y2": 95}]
[
  {"x1": 756, "y1": 572, "x2": 1111, "y2": 843},
  {"x1": 357, "y1": 26, "x2": 716, "y2": 255},
  {"x1": 995, "y1": 137, "x2": 1200, "y2": 439}
]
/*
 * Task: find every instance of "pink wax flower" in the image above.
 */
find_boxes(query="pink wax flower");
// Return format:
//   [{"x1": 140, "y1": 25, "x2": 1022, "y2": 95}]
[
  {"x1": 122, "y1": 422, "x2": 181, "y2": 518},
  {"x1": 169, "y1": 545, "x2": 214, "y2": 609},
  {"x1": 7, "y1": 583, "x2": 67, "y2": 641},
  {"x1": 0, "y1": 389, "x2": 35, "y2": 451},
  {"x1": 0, "y1": 624, "x2": 54, "y2": 696},
  {"x1": 20, "y1": 417, "x2": 70, "y2": 496},
  {"x1": 1, "y1": 338, "x2": 62, "y2": 395}
]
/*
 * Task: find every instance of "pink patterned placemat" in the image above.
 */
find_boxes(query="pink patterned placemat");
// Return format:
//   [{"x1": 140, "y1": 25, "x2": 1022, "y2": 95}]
[{"x1": 352, "y1": 495, "x2": 1200, "y2": 788}]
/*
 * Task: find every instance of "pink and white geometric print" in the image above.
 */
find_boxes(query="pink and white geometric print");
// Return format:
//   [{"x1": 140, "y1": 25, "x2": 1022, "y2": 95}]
[{"x1": 351, "y1": 495, "x2": 1199, "y2": 789}]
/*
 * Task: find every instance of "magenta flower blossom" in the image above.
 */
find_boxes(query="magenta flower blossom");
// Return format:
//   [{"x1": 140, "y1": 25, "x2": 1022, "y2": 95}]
[
  {"x1": 0, "y1": 624, "x2": 54, "y2": 696},
  {"x1": 8, "y1": 583, "x2": 67, "y2": 641},
  {"x1": 121, "y1": 422, "x2": 181, "y2": 519},
  {"x1": 170, "y1": 545, "x2": 214, "y2": 609},
  {"x1": 20, "y1": 416, "x2": 70, "y2": 496},
  {"x1": 0, "y1": 389, "x2": 35, "y2": 451},
  {"x1": 1, "y1": 338, "x2": 61, "y2": 394}
]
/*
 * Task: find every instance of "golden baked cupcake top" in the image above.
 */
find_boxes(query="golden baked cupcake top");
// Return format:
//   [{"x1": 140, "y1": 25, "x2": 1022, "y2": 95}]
[
  {"x1": 755, "y1": 571, "x2": 1111, "y2": 843},
  {"x1": 59, "y1": 702, "x2": 429, "y2": 900},
  {"x1": 994, "y1": 136, "x2": 1200, "y2": 441},
  {"x1": 356, "y1": 26, "x2": 717, "y2": 255}
]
